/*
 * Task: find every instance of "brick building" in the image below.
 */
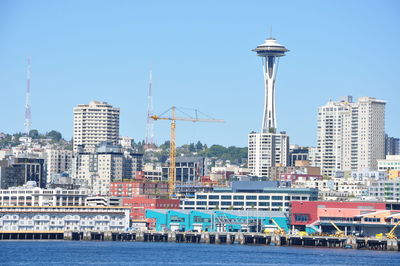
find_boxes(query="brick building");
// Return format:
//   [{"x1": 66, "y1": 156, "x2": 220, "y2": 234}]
[
  {"x1": 122, "y1": 197, "x2": 180, "y2": 221},
  {"x1": 110, "y1": 181, "x2": 168, "y2": 198}
]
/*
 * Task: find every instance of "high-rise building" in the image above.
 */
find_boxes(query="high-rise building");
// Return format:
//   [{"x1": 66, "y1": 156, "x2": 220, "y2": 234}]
[
  {"x1": 73, "y1": 143, "x2": 123, "y2": 196},
  {"x1": 162, "y1": 156, "x2": 205, "y2": 184},
  {"x1": 288, "y1": 145, "x2": 309, "y2": 166},
  {"x1": 248, "y1": 37, "x2": 289, "y2": 177},
  {"x1": 72, "y1": 142, "x2": 143, "y2": 196},
  {"x1": 248, "y1": 132, "x2": 289, "y2": 177},
  {"x1": 316, "y1": 96, "x2": 386, "y2": 177},
  {"x1": 385, "y1": 134, "x2": 400, "y2": 156},
  {"x1": 45, "y1": 149, "x2": 73, "y2": 184},
  {"x1": 0, "y1": 157, "x2": 45, "y2": 189},
  {"x1": 73, "y1": 101, "x2": 120, "y2": 153}
]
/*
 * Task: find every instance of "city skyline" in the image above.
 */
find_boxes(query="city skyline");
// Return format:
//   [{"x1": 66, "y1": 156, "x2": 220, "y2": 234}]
[{"x1": 0, "y1": 1, "x2": 399, "y2": 147}]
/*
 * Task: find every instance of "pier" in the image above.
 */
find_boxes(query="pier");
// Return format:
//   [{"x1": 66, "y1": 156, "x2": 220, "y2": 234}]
[{"x1": 0, "y1": 230, "x2": 399, "y2": 251}]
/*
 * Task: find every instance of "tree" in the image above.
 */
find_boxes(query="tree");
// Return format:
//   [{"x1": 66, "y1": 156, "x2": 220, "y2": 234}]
[
  {"x1": 46, "y1": 130, "x2": 62, "y2": 142},
  {"x1": 159, "y1": 140, "x2": 170, "y2": 150},
  {"x1": 207, "y1": 145, "x2": 225, "y2": 157},
  {"x1": 29, "y1": 129, "x2": 39, "y2": 139},
  {"x1": 188, "y1": 143, "x2": 196, "y2": 152},
  {"x1": 195, "y1": 141, "x2": 203, "y2": 151}
]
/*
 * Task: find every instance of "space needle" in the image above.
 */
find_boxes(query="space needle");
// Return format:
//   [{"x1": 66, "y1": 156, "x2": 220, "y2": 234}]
[{"x1": 253, "y1": 37, "x2": 289, "y2": 133}]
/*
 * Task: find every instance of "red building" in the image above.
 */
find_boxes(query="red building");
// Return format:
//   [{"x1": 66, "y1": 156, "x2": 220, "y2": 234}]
[
  {"x1": 122, "y1": 197, "x2": 180, "y2": 221},
  {"x1": 110, "y1": 181, "x2": 168, "y2": 198},
  {"x1": 279, "y1": 173, "x2": 323, "y2": 182},
  {"x1": 290, "y1": 201, "x2": 386, "y2": 232}
]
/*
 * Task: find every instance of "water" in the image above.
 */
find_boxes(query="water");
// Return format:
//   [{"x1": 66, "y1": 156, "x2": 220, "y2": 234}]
[{"x1": 1, "y1": 241, "x2": 400, "y2": 265}]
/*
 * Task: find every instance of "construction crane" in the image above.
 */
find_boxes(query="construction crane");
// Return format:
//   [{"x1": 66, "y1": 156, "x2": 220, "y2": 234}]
[
  {"x1": 386, "y1": 220, "x2": 400, "y2": 239},
  {"x1": 330, "y1": 221, "x2": 345, "y2": 237},
  {"x1": 265, "y1": 218, "x2": 286, "y2": 235},
  {"x1": 150, "y1": 106, "x2": 224, "y2": 197}
]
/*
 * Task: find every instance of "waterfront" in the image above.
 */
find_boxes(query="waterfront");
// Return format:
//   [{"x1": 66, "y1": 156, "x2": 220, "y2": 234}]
[{"x1": 1, "y1": 241, "x2": 400, "y2": 266}]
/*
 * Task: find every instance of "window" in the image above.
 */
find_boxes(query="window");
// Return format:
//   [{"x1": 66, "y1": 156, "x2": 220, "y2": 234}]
[
  {"x1": 272, "y1": 196, "x2": 283, "y2": 200},
  {"x1": 233, "y1": 195, "x2": 244, "y2": 200},
  {"x1": 364, "y1": 217, "x2": 380, "y2": 222},
  {"x1": 196, "y1": 195, "x2": 207, "y2": 199},
  {"x1": 208, "y1": 195, "x2": 219, "y2": 200},
  {"x1": 233, "y1": 202, "x2": 244, "y2": 206},
  {"x1": 259, "y1": 196, "x2": 270, "y2": 200},
  {"x1": 246, "y1": 196, "x2": 257, "y2": 200},
  {"x1": 221, "y1": 195, "x2": 232, "y2": 200},
  {"x1": 295, "y1": 215, "x2": 309, "y2": 222}
]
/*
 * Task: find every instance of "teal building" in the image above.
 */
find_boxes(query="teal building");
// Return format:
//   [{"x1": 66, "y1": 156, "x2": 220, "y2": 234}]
[{"x1": 146, "y1": 209, "x2": 289, "y2": 232}]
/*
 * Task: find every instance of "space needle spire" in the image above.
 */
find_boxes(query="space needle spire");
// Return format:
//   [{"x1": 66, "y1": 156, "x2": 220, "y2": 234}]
[{"x1": 253, "y1": 37, "x2": 288, "y2": 133}]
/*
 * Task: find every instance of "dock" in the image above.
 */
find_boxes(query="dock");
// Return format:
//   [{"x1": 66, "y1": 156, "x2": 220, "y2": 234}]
[{"x1": 0, "y1": 231, "x2": 398, "y2": 251}]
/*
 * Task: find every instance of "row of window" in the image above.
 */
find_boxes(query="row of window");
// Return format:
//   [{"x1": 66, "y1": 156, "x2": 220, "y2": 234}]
[
  {"x1": 195, "y1": 195, "x2": 298, "y2": 200},
  {"x1": 185, "y1": 201, "x2": 289, "y2": 207}
]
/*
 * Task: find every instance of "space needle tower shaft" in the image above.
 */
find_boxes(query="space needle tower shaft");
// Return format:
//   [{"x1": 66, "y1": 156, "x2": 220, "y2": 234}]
[{"x1": 253, "y1": 38, "x2": 288, "y2": 133}]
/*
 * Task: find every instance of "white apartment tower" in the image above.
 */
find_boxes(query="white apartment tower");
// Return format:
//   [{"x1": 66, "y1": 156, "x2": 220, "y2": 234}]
[
  {"x1": 45, "y1": 149, "x2": 73, "y2": 183},
  {"x1": 317, "y1": 96, "x2": 386, "y2": 177},
  {"x1": 73, "y1": 151, "x2": 123, "y2": 196},
  {"x1": 73, "y1": 101, "x2": 120, "y2": 153},
  {"x1": 248, "y1": 132, "x2": 289, "y2": 177}
]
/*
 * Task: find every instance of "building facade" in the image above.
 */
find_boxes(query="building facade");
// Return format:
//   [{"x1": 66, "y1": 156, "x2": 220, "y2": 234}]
[
  {"x1": 122, "y1": 197, "x2": 180, "y2": 221},
  {"x1": 162, "y1": 156, "x2": 205, "y2": 184},
  {"x1": 368, "y1": 179, "x2": 400, "y2": 201},
  {"x1": 45, "y1": 149, "x2": 73, "y2": 184},
  {"x1": 316, "y1": 96, "x2": 386, "y2": 177},
  {"x1": 0, "y1": 157, "x2": 45, "y2": 189},
  {"x1": 73, "y1": 101, "x2": 120, "y2": 153},
  {"x1": 73, "y1": 147, "x2": 123, "y2": 196},
  {"x1": 289, "y1": 146, "x2": 309, "y2": 166},
  {"x1": 0, "y1": 185, "x2": 88, "y2": 206},
  {"x1": 146, "y1": 209, "x2": 289, "y2": 233},
  {"x1": 0, "y1": 206, "x2": 130, "y2": 232},
  {"x1": 377, "y1": 155, "x2": 400, "y2": 171},
  {"x1": 110, "y1": 181, "x2": 169, "y2": 198},
  {"x1": 385, "y1": 134, "x2": 400, "y2": 156},
  {"x1": 180, "y1": 188, "x2": 318, "y2": 212},
  {"x1": 248, "y1": 132, "x2": 289, "y2": 178}
]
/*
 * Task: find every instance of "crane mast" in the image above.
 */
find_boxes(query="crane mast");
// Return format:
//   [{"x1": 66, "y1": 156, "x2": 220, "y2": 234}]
[
  {"x1": 150, "y1": 106, "x2": 224, "y2": 197},
  {"x1": 169, "y1": 107, "x2": 176, "y2": 196}
]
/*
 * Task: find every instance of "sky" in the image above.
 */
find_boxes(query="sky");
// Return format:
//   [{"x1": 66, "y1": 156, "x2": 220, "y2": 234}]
[{"x1": 0, "y1": 0, "x2": 399, "y2": 147}]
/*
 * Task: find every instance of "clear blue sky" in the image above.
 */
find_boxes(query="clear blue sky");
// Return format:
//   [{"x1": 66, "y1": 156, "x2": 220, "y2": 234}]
[{"x1": 1, "y1": 0, "x2": 399, "y2": 147}]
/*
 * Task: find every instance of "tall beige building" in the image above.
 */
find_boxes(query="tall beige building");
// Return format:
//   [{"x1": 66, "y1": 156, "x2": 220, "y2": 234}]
[
  {"x1": 73, "y1": 101, "x2": 120, "y2": 153},
  {"x1": 248, "y1": 132, "x2": 289, "y2": 177},
  {"x1": 316, "y1": 96, "x2": 386, "y2": 177},
  {"x1": 45, "y1": 149, "x2": 73, "y2": 183}
]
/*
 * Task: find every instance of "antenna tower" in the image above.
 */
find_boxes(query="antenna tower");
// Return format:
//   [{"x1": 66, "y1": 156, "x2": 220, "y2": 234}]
[
  {"x1": 145, "y1": 70, "x2": 155, "y2": 148},
  {"x1": 24, "y1": 58, "x2": 32, "y2": 135}
]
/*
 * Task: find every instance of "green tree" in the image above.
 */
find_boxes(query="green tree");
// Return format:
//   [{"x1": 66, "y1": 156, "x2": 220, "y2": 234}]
[
  {"x1": 159, "y1": 140, "x2": 170, "y2": 150},
  {"x1": 195, "y1": 141, "x2": 203, "y2": 151},
  {"x1": 188, "y1": 143, "x2": 196, "y2": 152},
  {"x1": 46, "y1": 130, "x2": 62, "y2": 142},
  {"x1": 29, "y1": 129, "x2": 39, "y2": 139}
]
